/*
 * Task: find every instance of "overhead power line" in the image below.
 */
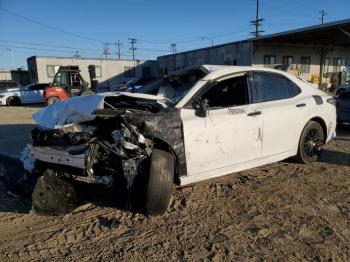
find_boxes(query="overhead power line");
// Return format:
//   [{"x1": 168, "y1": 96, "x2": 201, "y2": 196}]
[
  {"x1": 0, "y1": 44, "x2": 102, "y2": 55},
  {"x1": 0, "y1": 7, "x2": 107, "y2": 44},
  {"x1": 0, "y1": 39, "x2": 101, "y2": 52}
]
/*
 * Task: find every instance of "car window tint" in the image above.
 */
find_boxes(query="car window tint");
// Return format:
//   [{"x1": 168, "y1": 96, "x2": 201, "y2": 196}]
[
  {"x1": 249, "y1": 72, "x2": 300, "y2": 103},
  {"x1": 201, "y1": 75, "x2": 249, "y2": 108},
  {"x1": 30, "y1": 84, "x2": 47, "y2": 90}
]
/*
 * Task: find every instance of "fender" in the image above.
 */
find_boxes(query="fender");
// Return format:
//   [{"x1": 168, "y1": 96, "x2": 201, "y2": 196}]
[{"x1": 44, "y1": 87, "x2": 70, "y2": 102}]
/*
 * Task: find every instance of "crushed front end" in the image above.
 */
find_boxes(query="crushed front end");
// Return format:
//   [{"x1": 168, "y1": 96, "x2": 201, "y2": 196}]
[{"x1": 0, "y1": 93, "x2": 186, "y2": 215}]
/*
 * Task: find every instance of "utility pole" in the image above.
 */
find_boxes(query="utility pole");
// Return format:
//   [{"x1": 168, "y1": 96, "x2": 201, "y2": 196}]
[
  {"x1": 250, "y1": 0, "x2": 264, "y2": 37},
  {"x1": 103, "y1": 42, "x2": 110, "y2": 59},
  {"x1": 319, "y1": 10, "x2": 327, "y2": 24},
  {"x1": 73, "y1": 50, "x2": 80, "y2": 58},
  {"x1": 6, "y1": 48, "x2": 15, "y2": 69},
  {"x1": 171, "y1": 43, "x2": 177, "y2": 71},
  {"x1": 115, "y1": 40, "x2": 123, "y2": 60},
  {"x1": 128, "y1": 38, "x2": 137, "y2": 60},
  {"x1": 171, "y1": 43, "x2": 177, "y2": 54}
]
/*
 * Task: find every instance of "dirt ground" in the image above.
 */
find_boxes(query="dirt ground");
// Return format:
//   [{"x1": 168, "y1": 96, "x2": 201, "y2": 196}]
[{"x1": 0, "y1": 106, "x2": 350, "y2": 261}]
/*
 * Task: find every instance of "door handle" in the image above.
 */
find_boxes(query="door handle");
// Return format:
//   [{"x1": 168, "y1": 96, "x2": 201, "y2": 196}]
[
  {"x1": 296, "y1": 103, "x2": 306, "y2": 107},
  {"x1": 247, "y1": 111, "x2": 262, "y2": 116}
]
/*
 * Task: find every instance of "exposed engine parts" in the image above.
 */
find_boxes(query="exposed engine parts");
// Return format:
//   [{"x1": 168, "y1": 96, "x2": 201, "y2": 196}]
[{"x1": 26, "y1": 109, "x2": 173, "y2": 190}]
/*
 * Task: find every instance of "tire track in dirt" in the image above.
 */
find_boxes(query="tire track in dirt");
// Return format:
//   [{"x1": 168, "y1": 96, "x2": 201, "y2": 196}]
[{"x1": 0, "y1": 140, "x2": 350, "y2": 261}]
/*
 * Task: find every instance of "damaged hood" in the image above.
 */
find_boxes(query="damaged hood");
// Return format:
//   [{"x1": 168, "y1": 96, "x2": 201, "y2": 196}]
[{"x1": 33, "y1": 92, "x2": 170, "y2": 129}]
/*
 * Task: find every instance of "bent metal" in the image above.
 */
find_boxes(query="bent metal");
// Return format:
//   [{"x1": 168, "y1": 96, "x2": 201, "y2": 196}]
[{"x1": 0, "y1": 65, "x2": 337, "y2": 215}]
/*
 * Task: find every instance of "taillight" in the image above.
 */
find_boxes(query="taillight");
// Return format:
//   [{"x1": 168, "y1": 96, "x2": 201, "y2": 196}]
[{"x1": 326, "y1": 97, "x2": 337, "y2": 106}]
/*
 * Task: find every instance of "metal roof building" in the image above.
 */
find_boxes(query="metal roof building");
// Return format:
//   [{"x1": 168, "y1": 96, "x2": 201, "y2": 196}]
[{"x1": 158, "y1": 19, "x2": 350, "y2": 87}]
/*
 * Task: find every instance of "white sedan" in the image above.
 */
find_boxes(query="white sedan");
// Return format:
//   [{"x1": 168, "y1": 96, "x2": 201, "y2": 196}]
[
  {"x1": 1, "y1": 65, "x2": 337, "y2": 215},
  {"x1": 0, "y1": 83, "x2": 49, "y2": 106}
]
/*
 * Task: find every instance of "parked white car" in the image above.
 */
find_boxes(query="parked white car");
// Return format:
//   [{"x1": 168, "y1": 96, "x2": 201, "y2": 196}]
[
  {"x1": 0, "y1": 83, "x2": 49, "y2": 106},
  {"x1": 0, "y1": 65, "x2": 337, "y2": 215}
]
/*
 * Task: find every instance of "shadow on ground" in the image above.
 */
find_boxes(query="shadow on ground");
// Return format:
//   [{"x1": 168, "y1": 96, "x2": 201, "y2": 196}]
[
  {"x1": 319, "y1": 149, "x2": 350, "y2": 167},
  {"x1": 0, "y1": 124, "x2": 36, "y2": 157}
]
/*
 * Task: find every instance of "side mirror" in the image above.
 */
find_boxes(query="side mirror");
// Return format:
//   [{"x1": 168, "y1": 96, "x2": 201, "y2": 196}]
[{"x1": 193, "y1": 99, "x2": 209, "y2": 117}]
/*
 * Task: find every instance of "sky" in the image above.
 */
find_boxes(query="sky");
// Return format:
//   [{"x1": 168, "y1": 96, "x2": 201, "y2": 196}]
[{"x1": 0, "y1": 0, "x2": 349, "y2": 69}]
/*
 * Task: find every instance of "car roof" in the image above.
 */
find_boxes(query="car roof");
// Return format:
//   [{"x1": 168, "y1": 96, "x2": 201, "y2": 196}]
[{"x1": 200, "y1": 64, "x2": 291, "y2": 80}]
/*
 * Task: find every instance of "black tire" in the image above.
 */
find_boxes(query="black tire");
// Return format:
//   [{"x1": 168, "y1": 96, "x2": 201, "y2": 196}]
[
  {"x1": 6, "y1": 96, "x2": 21, "y2": 106},
  {"x1": 295, "y1": 121, "x2": 325, "y2": 164},
  {"x1": 144, "y1": 149, "x2": 174, "y2": 215},
  {"x1": 46, "y1": 96, "x2": 60, "y2": 105}
]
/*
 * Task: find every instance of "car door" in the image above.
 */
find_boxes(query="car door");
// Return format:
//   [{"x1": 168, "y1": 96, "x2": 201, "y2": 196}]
[
  {"x1": 30, "y1": 84, "x2": 46, "y2": 103},
  {"x1": 181, "y1": 73, "x2": 263, "y2": 177},
  {"x1": 248, "y1": 71, "x2": 305, "y2": 157},
  {"x1": 19, "y1": 85, "x2": 35, "y2": 103}
]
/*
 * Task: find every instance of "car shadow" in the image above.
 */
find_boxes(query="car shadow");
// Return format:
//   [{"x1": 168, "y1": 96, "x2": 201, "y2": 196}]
[
  {"x1": 0, "y1": 154, "x2": 140, "y2": 215},
  {"x1": 319, "y1": 149, "x2": 350, "y2": 167},
  {"x1": 0, "y1": 124, "x2": 36, "y2": 157},
  {"x1": 0, "y1": 178, "x2": 137, "y2": 215},
  {"x1": 0, "y1": 182, "x2": 32, "y2": 214}
]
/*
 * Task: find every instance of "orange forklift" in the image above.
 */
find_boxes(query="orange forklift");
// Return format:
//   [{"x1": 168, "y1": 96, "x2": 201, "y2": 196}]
[{"x1": 44, "y1": 65, "x2": 98, "y2": 105}]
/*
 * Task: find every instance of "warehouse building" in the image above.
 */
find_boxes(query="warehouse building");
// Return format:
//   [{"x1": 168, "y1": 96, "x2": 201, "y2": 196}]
[
  {"x1": 0, "y1": 68, "x2": 29, "y2": 86},
  {"x1": 158, "y1": 19, "x2": 350, "y2": 88},
  {"x1": 27, "y1": 56, "x2": 159, "y2": 90}
]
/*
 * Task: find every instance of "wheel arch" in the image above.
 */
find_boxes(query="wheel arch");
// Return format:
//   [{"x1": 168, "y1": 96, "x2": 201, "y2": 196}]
[
  {"x1": 46, "y1": 96, "x2": 60, "y2": 105},
  {"x1": 6, "y1": 95, "x2": 21, "y2": 105},
  {"x1": 309, "y1": 116, "x2": 327, "y2": 141}
]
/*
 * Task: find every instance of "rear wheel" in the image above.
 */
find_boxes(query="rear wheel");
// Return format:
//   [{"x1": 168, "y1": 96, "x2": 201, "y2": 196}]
[
  {"x1": 46, "y1": 96, "x2": 60, "y2": 105},
  {"x1": 6, "y1": 96, "x2": 21, "y2": 106},
  {"x1": 295, "y1": 121, "x2": 324, "y2": 164}
]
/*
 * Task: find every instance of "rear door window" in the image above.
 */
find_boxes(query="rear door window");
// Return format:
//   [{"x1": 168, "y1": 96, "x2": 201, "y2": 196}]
[{"x1": 249, "y1": 72, "x2": 300, "y2": 103}]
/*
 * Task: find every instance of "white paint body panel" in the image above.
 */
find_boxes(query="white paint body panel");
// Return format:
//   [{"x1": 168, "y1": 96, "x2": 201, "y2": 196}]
[
  {"x1": 181, "y1": 105, "x2": 262, "y2": 175},
  {"x1": 178, "y1": 65, "x2": 336, "y2": 186}
]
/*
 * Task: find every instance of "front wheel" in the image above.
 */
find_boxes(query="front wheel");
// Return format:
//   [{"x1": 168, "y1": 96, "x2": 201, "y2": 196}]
[
  {"x1": 46, "y1": 96, "x2": 60, "y2": 105},
  {"x1": 6, "y1": 96, "x2": 21, "y2": 106},
  {"x1": 295, "y1": 121, "x2": 324, "y2": 164},
  {"x1": 144, "y1": 149, "x2": 175, "y2": 215}
]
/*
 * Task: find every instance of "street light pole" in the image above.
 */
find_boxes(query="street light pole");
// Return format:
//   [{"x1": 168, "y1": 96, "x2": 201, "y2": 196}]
[
  {"x1": 201, "y1": 36, "x2": 214, "y2": 47},
  {"x1": 6, "y1": 48, "x2": 15, "y2": 69}
]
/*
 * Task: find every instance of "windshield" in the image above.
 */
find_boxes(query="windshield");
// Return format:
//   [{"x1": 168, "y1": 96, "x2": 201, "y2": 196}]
[{"x1": 137, "y1": 68, "x2": 207, "y2": 104}]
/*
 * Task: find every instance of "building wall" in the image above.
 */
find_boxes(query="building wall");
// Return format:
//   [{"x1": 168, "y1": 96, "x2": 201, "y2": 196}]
[
  {"x1": 27, "y1": 56, "x2": 159, "y2": 89},
  {"x1": 158, "y1": 41, "x2": 252, "y2": 74},
  {"x1": 0, "y1": 69, "x2": 30, "y2": 85},
  {"x1": 252, "y1": 44, "x2": 350, "y2": 81},
  {"x1": 158, "y1": 42, "x2": 350, "y2": 83}
]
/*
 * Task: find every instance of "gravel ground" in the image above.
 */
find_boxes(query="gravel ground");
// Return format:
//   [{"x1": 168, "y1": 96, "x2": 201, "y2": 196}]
[{"x1": 0, "y1": 105, "x2": 349, "y2": 261}]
